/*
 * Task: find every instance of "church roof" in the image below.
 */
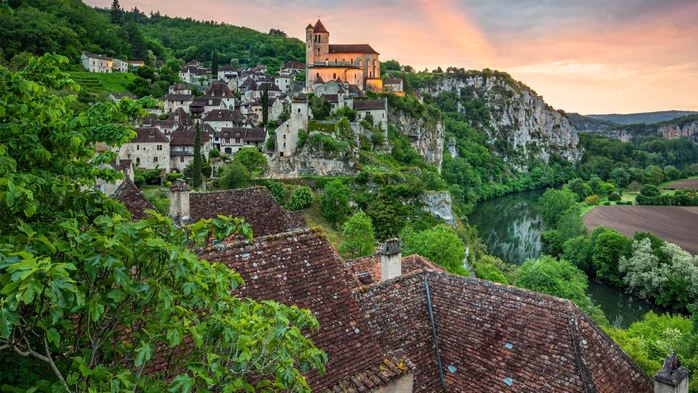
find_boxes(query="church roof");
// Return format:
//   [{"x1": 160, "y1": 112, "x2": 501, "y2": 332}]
[
  {"x1": 313, "y1": 19, "x2": 329, "y2": 33},
  {"x1": 329, "y1": 44, "x2": 379, "y2": 55},
  {"x1": 306, "y1": 23, "x2": 314, "y2": 29}
]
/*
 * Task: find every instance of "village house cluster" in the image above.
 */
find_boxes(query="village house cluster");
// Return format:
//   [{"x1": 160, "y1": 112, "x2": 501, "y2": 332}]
[{"x1": 86, "y1": 20, "x2": 409, "y2": 180}]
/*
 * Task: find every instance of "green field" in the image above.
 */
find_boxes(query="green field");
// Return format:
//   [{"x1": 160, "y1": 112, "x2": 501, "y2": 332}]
[{"x1": 68, "y1": 71, "x2": 137, "y2": 95}]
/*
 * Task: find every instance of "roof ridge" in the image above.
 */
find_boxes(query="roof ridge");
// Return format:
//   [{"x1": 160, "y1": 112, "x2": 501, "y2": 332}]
[{"x1": 205, "y1": 226, "x2": 325, "y2": 252}]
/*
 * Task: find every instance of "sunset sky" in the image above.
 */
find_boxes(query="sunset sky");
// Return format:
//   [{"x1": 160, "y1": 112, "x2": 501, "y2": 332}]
[{"x1": 86, "y1": 0, "x2": 698, "y2": 114}]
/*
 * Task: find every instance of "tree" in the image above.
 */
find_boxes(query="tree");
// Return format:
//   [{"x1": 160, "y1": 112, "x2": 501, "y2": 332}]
[
  {"x1": 562, "y1": 235, "x2": 593, "y2": 273},
  {"x1": 539, "y1": 188, "x2": 577, "y2": 229},
  {"x1": 110, "y1": 0, "x2": 123, "y2": 24},
  {"x1": 320, "y1": 180, "x2": 351, "y2": 227},
  {"x1": 309, "y1": 95, "x2": 331, "y2": 120},
  {"x1": 401, "y1": 225, "x2": 466, "y2": 274},
  {"x1": 515, "y1": 255, "x2": 591, "y2": 310},
  {"x1": 640, "y1": 184, "x2": 660, "y2": 197},
  {"x1": 261, "y1": 84, "x2": 269, "y2": 125},
  {"x1": 556, "y1": 208, "x2": 588, "y2": 244},
  {"x1": 619, "y1": 238, "x2": 664, "y2": 300},
  {"x1": 190, "y1": 122, "x2": 203, "y2": 188},
  {"x1": 592, "y1": 229, "x2": 631, "y2": 285},
  {"x1": 647, "y1": 165, "x2": 665, "y2": 185},
  {"x1": 288, "y1": 186, "x2": 313, "y2": 210},
  {"x1": 0, "y1": 55, "x2": 326, "y2": 392},
  {"x1": 567, "y1": 178, "x2": 590, "y2": 200},
  {"x1": 233, "y1": 147, "x2": 268, "y2": 181},
  {"x1": 220, "y1": 162, "x2": 249, "y2": 189},
  {"x1": 211, "y1": 49, "x2": 218, "y2": 77},
  {"x1": 339, "y1": 211, "x2": 376, "y2": 258}
]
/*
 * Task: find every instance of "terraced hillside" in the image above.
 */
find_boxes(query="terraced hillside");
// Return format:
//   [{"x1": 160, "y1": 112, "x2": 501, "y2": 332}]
[{"x1": 68, "y1": 72, "x2": 137, "y2": 95}]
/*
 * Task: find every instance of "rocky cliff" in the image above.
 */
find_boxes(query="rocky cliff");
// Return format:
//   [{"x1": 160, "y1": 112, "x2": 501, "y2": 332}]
[
  {"x1": 659, "y1": 120, "x2": 698, "y2": 141},
  {"x1": 416, "y1": 72, "x2": 582, "y2": 168},
  {"x1": 388, "y1": 109, "x2": 445, "y2": 171}
]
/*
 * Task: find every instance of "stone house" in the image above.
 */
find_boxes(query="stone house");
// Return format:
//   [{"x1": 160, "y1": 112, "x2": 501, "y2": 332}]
[
  {"x1": 274, "y1": 75, "x2": 293, "y2": 93},
  {"x1": 112, "y1": 59, "x2": 129, "y2": 73},
  {"x1": 244, "y1": 81, "x2": 281, "y2": 102},
  {"x1": 169, "y1": 126, "x2": 212, "y2": 172},
  {"x1": 280, "y1": 61, "x2": 305, "y2": 76},
  {"x1": 353, "y1": 99, "x2": 388, "y2": 131},
  {"x1": 213, "y1": 127, "x2": 267, "y2": 155},
  {"x1": 383, "y1": 77, "x2": 404, "y2": 95},
  {"x1": 269, "y1": 97, "x2": 285, "y2": 121},
  {"x1": 80, "y1": 52, "x2": 112, "y2": 73},
  {"x1": 127, "y1": 61, "x2": 144, "y2": 69},
  {"x1": 204, "y1": 80, "x2": 237, "y2": 108},
  {"x1": 202, "y1": 109, "x2": 243, "y2": 132},
  {"x1": 94, "y1": 159, "x2": 134, "y2": 196},
  {"x1": 168, "y1": 83, "x2": 191, "y2": 95},
  {"x1": 162, "y1": 94, "x2": 194, "y2": 114},
  {"x1": 275, "y1": 95, "x2": 309, "y2": 159},
  {"x1": 117, "y1": 127, "x2": 170, "y2": 171},
  {"x1": 189, "y1": 97, "x2": 227, "y2": 119},
  {"x1": 217, "y1": 66, "x2": 238, "y2": 83}
]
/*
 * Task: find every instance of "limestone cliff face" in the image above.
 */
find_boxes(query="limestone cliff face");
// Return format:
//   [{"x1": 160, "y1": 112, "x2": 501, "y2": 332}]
[
  {"x1": 388, "y1": 110, "x2": 445, "y2": 171},
  {"x1": 419, "y1": 191, "x2": 455, "y2": 226},
  {"x1": 266, "y1": 147, "x2": 359, "y2": 179},
  {"x1": 417, "y1": 74, "x2": 582, "y2": 167},
  {"x1": 659, "y1": 121, "x2": 698, "y2": 140}
]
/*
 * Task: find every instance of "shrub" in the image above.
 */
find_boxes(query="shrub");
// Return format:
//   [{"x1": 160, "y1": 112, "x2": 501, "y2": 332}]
[
  {"x1": 585, "y1": 195, "x2": 600, "y2": 205},
  {"x1": 288, "y1": 186, "x2": 313, "y2": 210},
  {"x1": 609, "y1": 192, "x2": 621, "y2": 201},
  {"x1": 165, "y1": 172, "x2": 183, "y2": 183},
  {"x1": 370, "y1": 131, "x2": 385, "y2": 146},
  {"x1": 474, "y1": 263, "x2": 509, "y2": 285},
  {"x1": 640, "y1": 184, "x2": 660, "y2": 197},
  {"x1": 628, "y1": 181, "x2": 642, "y2": 192},
  {"x1": 268, "y1": 182, "x2": 286, "y2": 204},
  {"x1": 297, "y1": 130, "x2": 308, "y2": 149},
  {"x1": 220, "y1": 162, "x2": 249, "y2": 189},
  {"x1": 339, "y1": 211, "x2": 376, "y2": 258},
  {"x1": 602, "y1": 201, "x2": 611, "y2": 206},
  {"x1": 320, "y1": 180, "x2": 351, "y2": 226},
  {"x1": 209, "y1": 149, "x2": 221, "y2": 158}
]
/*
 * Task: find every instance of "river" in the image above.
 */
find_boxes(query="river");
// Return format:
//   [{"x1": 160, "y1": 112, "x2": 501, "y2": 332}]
[{"x1": 468, "y1": 189, "x2": 664, "y2": 328}]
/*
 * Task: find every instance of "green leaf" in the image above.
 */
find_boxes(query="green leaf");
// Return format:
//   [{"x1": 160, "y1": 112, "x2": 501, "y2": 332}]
[
  {"x1": 168, "y1": 374, "x2": 195, "y2": 393},
  {"x1": 134, "y1": 342, "x2": 152, "y2": 367},
  {"x1": 47, "y1": 328, "x2": 60, "y2": 347},
  {"x1": 167, "y1": 328, "x2": 182, "y2": 347}
]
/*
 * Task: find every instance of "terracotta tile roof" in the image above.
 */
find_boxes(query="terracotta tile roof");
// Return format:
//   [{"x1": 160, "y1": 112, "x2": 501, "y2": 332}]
[
  {"x1": 283, "y1": 61, "x2": 305, "y2": 70},
  {"x1": 218, "y1": 65, "x2": 238, "y2": 72},
  {"x1": 346, "y1": 253, "x2": 446, "y2": 286},
  {"x1": 169, "y1": 127, "x2": 211, "y2": 146},
  {"x1": 202, "y1": 109, "x2": 242, "y2": 122},
  {"x1": 329, "y1": 44, "x2": 379, "y2": 55},
  {"x1": 314, "y1": 75, "x2": 324, "y2": 84},
  {"x1": 191, "y1": 96, "x2": 222, "y2": 107},
  {"x1": 250, "y1": 82, "x2": 281, "y2": 92},
  {"x1": 163, "y1": 93, "x2": 194, "y2": 102},
  {"x1": 353, "y1": 99, "x2": 386, "y2": 111},
  {"x1": 170, "y1": 82, "x2": 189, "y2": 91},
  {"x1": 189, "y1": 187, "x2": 299, "y2": 237},
  {"x1": 313, "y1": 19, "x2": 329, "y2": 34},
  {"x1": 354, "y1": 271, "x2": 654, "y2": 392},
  {"x1": 321, "y1": 351, "x2": 416, "y2": 393},
  {"x1": 129, "y1": 127, "x2": 169, "y2": 144},
  {"x1": 112, "y1": 179, "x2": 157, "y2": 222},
  {"x1": 205, "y1": 80, "x2": 235, "y2": 97},
  {"x1": 167, "y1": 108, "x2": 194, "y2": 126},
  {"x1": 322, "y1": 94, "x2": 339, "y2": 104},
  {"x1": 215, "y1": 127, "x2": 266, "y2": 142},
  {"x1": 83, "y1": 52, "x2": 111, "y2": 60},
  {"x1": 201, "y1": 228, "x2": 389, "y2": 391},
  {"x1": 383, "y1": 78, "x2": 402, "y2": 85},
  {"x1": 348, "y1": 84, "x2": 366, "y2": 97}
]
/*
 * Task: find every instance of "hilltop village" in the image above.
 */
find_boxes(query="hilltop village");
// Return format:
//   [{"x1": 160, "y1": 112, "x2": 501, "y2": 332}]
[{"x1": 87, "y1": 21, "x2": 687, "y2": 393}]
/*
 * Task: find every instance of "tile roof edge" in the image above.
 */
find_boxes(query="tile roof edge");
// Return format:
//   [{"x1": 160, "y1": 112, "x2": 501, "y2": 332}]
[{"x1": 204, "y1": 226, "x2": 325, "y2": 253}]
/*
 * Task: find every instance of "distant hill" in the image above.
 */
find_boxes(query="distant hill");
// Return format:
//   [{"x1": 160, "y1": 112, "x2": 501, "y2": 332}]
[
  {"x1": 584, "y1": 111, "x2": 698, "y2": 125},
  {"x1": 567, "y1": 113, "x2": 616, "y2": 133}
]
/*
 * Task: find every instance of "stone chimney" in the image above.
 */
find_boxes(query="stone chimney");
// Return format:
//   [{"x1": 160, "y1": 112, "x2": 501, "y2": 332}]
[
  {"x1": 655, "y1": 351, "x2": 689, "y2": 393},
  {"x1": 379, "y1": 238, "x2": 402, "y2": 281},
  {"x1": 168, "y1": 179, "x2": 190, "y2": 223}
]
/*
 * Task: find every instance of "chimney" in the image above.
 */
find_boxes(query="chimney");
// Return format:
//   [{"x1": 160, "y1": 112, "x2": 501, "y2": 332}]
[
  {"x1": 655, "y1": 351, "x2": 689, "y2": 393},
  {"x1": 168, "y1": 178, "x2": 190, "y2": 223},
  {"x1": 379, "y1": 238, "x2": 402, "y2": 281}
]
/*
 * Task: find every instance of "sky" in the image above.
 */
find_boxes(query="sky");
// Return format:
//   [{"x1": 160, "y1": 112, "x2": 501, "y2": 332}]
[{"x1": 86, "y1": 0, "x2": 698, "y2": 114}]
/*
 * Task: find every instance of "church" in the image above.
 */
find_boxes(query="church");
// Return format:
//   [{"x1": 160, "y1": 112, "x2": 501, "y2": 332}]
[{"x1": 305, "y1": 19, "x2": 383, "y2": 93}]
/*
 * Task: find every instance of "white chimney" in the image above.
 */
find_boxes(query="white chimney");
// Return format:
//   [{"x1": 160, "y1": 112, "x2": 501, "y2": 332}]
[
  {"x1": 655, "y1": 351, "x2": 689, "y2": 393},
  {"x1": 168, "y1": 179, "x2": 190, "y2": 223},
  {"x1": 380, "y1": 238, "x2": 402, "y2": 281}
]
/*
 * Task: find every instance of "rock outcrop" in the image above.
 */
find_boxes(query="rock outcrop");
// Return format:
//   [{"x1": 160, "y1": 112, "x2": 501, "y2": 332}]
[
  {"x1": 659, "y1": 121, "x2": 698, "y2": 141},
  {"x1": 419, "y1": 191, "x2": 456, "y2": 226},
  {"x1": 266, "y1": 148, "x2": 359, "y2": 179},
  {"x1": 417, "y1": 74, "x2": 582, "y2": 168},
  {"x1": 388, "y1": 110, "x2": 445, "y2": 171}
]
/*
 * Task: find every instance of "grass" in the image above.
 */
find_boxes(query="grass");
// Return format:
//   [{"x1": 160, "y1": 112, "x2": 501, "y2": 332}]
[
  {"x1": 68, "y1": 71, "x2": 137, "y2": 94},
  {"x1": 308, "y1": 120, "x2": 337, "y2": 134},
  {"x1": 580, "y1": 204, "x2": 597, "y2": 217},
  {"x1": 657, "y1": 175, "x2": 698, "y2": 189},
  {"x1": 302, "y1": 192, "x2": 345, "y2": 255}
]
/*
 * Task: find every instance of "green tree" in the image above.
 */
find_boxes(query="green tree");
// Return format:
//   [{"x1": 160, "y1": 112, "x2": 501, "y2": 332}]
[
  {"x1": 234, "y1": 147, "x2": 268, "y2": 181},
  {"x1": 261, "y1": 84, "x2": 269, "y2": 125},
  {"x1": 309, "y1": 95, "x2": 331, "y2": 120},
  {"x1": 191, "y1": 122, "x2": 203, "y2": 189},
  {"x1": 339, "y1": 211, "x2": 376, "y2": 258},
  {"x1": 515, "y1": 255, "x2": 591, "y2": 310},
  {"x1": 592, "y1": 229, "x2": 631, "y2": 285},
  {"x1": 320, "y1": 180, "x2": 351, "y2": 227},
  {"x1": 474, "y1": 263, "x2": 509, "y2": 285},
  {"x1": 567, "y1": 178, "x2": 590, "y2": 200},
  {"x1": 401, "y1": 225, "x2": 466, "y2": 274},
  {"x1": 561, "y1": 235, "x2": 593, "y2": 273},
  {"x1": 110, "y1": 0, "x2": 123, "y2": 24},
  {"x1": 211, "y1": 49, "x2": 218, "y2": 77},
  {"x1": 0, "y1": 54, "x2": 326, "y2": 392},
  {"x1": 557, "y1": 208, "x2": 588, "y2": 244},
  {"x1": 647, "y1": 165, "x2": 665, "y2": 185},
  {"x1": 539, "y1": 188, "x2": 577, "y2": 229},
  {"x1": 220, "y1": 162, "x2": 249, "y2": 189},
  {"x1": 268, "y1": 182, "x2": 286, "y2": 205},
  {"x1": 288, "y1": 186, "x2": 313, "y2": 210}
]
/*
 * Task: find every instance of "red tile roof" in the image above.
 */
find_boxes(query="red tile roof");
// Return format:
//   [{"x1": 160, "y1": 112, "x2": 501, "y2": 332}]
[
  {"x1": 202, "y1": 109, "x2": 242, "y2": 122},
  {"x1": 313, "y1": 19, "x2": 329, "y2": 34},
  {"x1": 169, "y1": 127, "x2": 211, "y2": 146},
  {"x1": 205, "y1": 80, "x2": 235, "y2": 97},
  {"x1": 329, "y1": 44, "x2": 379, "y2": 55},
  {"x1": 215, "y1": 127, "x2": 266, "y2": 142},
  {"x1": 353, "y1": 99, "x2": 386, "y2": 111},
  {"x1": 346, "y1": 253, "x2": 446, "y2": 286},
  {"x1": 112, "y1": 179, "x2": 158, "y2": 222},
  {"x1": 129, "y1": 127, "x2": 169, "y2": 144}
]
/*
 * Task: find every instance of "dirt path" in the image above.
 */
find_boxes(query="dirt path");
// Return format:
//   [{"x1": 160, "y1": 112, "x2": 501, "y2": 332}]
[{"x1": 583, "y1": 206, "x2": 698, "y2": 254}]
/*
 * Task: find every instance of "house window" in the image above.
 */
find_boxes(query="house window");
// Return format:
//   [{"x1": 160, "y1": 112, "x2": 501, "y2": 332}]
[
  {"x1": 180, "y1": 156, "x2": 184, "y2": 162},
  {"x1": 236, "y1": 138, "x2": 241, "y2": 144},
  {"x1": 334, "y1": 59, "x2": 337, "y2": 64},
  {"x1": 157, "y1": 145, "x2": 162, "y2": 151},
  {"x1": 136, "y1": 145, "x2": 140, "y2": 150},
  {"x1": 280, "y1": 152, "x2": 284, "y2": 157},
  {"x1": 283, "y1": 143, "x2": 286, "y2": 147},
  {"x1": 136, "y1": 157, "x2": 140, "y2": 164},
  {"x1": 153, "y1": 157, "x2": 158, "y2": 163},
  {"x1": 283, "y1": 134, "x2": 286, "y2": 139},
  {"x1": 333, "y1": 73, "x2": 336, "y2": 79}
]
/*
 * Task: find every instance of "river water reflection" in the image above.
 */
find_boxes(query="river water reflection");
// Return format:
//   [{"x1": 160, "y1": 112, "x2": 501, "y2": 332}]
[{"x1": 468, "y1": 189, "x2": 664, "y2": 328}]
